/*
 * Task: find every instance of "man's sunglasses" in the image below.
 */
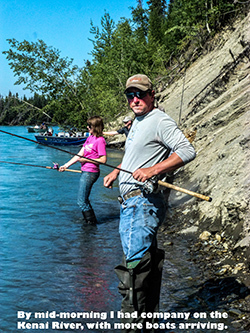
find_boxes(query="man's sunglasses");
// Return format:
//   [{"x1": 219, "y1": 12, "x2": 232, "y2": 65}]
[{"x1": 125, "y1": 90, "x2": 150, "y2": 100}]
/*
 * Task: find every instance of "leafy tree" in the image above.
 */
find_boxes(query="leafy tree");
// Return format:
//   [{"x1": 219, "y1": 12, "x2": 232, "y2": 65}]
[
  {"x1": 3, "y1": 39, "x2": 88, "y2": 126},
  {"x1": 206, "y1": 0, "x2": 236, "y2": 31},
  {"x1": 2, "y1": 1, "x2": 244, "y2": 126},
  {"x1": 87, "y1": 13, "x2": 139, "y2": 121},
  {"x1": 147, "y1": 0, "x2": 167, "y2": 46},
  {"x1": 130, "y1": 0, "x2": 148, "y2": 43},
  {"x1": 3, "y1": 39, "x2": 83, "y2": 107}
]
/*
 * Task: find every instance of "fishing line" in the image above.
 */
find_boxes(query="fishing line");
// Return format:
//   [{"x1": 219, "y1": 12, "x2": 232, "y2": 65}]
[
  {"x1": 0, "y1": 129, "x2": 132, "y2": 175},
  {"x1": 0, "y1": 129, "x2": 212, "y2": 201},
  {"x1": 0, "y1": 160, "x2": 57, "y2": 170},
  {"x1": 0, "y1": 160, "x2": 80, "y2": 173}
]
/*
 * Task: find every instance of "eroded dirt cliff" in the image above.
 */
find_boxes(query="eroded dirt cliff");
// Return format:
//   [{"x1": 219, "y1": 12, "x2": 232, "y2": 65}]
[
  {"x1": 158, "y1": 12, "x2": 250, "y2": 330},
  {"x1": 159, "y1": 12, "x2": 250, "y2": 249}
]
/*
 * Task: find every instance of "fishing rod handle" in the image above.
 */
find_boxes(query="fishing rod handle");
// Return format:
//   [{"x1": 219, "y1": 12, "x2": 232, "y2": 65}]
[
  {"x1": 0, "y1": 130, "x2": 133, "y2": 175},
  {"x1": 64, "y1": 169, "x2": 81, "y2": 173},
  {"x1": 158, "y1": 180, "x2": 212, "y2": 202}
]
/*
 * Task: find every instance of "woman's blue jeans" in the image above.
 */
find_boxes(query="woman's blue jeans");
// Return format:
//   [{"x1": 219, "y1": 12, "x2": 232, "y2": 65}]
[
  {"x1": 77, "y1": 171, "x2": 99, "y2": 212},
  {"x1": 119, "y1": 192, "x2": 167, "y2": 262}
]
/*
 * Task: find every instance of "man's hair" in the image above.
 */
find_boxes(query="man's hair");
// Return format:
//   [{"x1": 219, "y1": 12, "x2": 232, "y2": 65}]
[{"x1": 87, "y1": 116, "x2": 104, "y2": 137}]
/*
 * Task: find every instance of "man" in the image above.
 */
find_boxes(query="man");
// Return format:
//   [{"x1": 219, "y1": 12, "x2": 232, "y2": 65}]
[
  {"x1": 103, "y1": 116, "x2": 133, "y2": 137},
  {"x1": 104, "y1": 74, "x2": 196, "y2": 331}
]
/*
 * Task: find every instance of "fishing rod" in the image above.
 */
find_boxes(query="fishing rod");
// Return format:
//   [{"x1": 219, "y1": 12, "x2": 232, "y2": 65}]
[
  {"x1": 158, "y1": 180, "x2": 212, "y2": 202},
  {"x1": 0, "y1": 129, "x2": 129, "y2": 174},
  {"x1": 0, "y1": 129, "x2": 212, "y2": 202},
  {"x1": 0, "y1": 160, "x2": 81, "y2": 174}
]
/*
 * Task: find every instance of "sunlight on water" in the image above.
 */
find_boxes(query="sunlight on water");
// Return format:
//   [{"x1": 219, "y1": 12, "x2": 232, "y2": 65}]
[
  {"x1": 0, "y1": 127, "x2": 238, "y2": 332},
  {"x1": 0, "y1": 127, "x2": 124, "y2": 332}
]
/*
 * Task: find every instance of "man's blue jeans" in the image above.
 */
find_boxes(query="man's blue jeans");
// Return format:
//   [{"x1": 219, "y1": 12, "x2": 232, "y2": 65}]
[
  {"x1": 119, "y1": 192, "x2": 167, "y2": 262},
  {"x1": 77, "y1": 171, "x2": 99, "y2": 212}
]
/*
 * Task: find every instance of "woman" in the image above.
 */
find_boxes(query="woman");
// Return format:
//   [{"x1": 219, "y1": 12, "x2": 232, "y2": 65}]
[{"x1": 59, "y1": 116, "x2": 107, "y2": 224}]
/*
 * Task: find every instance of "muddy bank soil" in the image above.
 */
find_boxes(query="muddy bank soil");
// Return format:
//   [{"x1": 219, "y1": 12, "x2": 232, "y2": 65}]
[{"x1": 158, "y1": 186, "x2": 250, "y2": 332}]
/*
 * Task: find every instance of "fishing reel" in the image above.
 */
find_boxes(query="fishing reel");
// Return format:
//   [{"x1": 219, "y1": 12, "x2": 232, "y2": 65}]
[
  {"x1": 53, "y1": 162, "x2": 59, "y2": 170},
  {"x1": 142, "y1": 176, "x2": 159, "y2": 194}
]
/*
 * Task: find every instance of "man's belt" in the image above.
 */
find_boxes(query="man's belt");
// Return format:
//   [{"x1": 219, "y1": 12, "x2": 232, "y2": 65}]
[{"x1": 118, "y1": 189, "x2": 142, "y2": 204}]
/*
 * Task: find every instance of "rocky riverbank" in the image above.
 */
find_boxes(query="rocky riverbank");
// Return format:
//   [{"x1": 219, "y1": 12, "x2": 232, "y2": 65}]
[
  {"x1": 156, "y1": 11, "x2": 250, "y2": 331},
  {"x1": 159, "y1": 208, "x2": 250, "y2": 331}
]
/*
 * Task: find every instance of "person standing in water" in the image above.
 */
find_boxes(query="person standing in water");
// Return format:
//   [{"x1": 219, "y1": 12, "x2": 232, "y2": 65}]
[
  {"x1": 60, "y1": 116, "x2": 107, "y2": 224},
  {"x1": 104, "y1": 74, "x2": 196, "y2": 331}
]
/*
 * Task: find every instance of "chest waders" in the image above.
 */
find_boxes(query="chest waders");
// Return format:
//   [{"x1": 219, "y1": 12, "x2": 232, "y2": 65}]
[{"x1": 114, "y1": 247, "x2": 165, "y2": 333}]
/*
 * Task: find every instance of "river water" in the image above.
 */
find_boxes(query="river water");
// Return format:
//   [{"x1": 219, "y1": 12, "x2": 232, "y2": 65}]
[{"x1": 0, "y1": 126, "x2": 243, "y2": 332}]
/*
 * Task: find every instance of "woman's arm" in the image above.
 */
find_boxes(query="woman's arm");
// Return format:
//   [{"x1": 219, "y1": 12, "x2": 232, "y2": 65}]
[
  {"x1": 59, "y1": 146, "x2": 85, "y2": 171},
  {"x1": 79, "y1": 155, "x2": 107, "y2": 165}
]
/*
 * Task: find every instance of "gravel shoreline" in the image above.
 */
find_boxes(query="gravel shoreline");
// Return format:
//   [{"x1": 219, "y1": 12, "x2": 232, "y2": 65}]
[{"x1": 159, "y1": 202, "x2": 250, "y2": 332}]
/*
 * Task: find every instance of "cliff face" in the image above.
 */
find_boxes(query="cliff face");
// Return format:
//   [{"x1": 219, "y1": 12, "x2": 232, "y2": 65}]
[{"x1": 159, "y1": 13, "x2": 250, "y2": 252}]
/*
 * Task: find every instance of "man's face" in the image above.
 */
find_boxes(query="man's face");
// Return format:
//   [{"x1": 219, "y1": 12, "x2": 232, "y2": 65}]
[{"x1": 126, "y1": 88, "x2": 154, "y2": 116}]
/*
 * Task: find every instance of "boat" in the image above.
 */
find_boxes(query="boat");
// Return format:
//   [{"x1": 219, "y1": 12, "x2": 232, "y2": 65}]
[{"x1": 35, "y1": 131, "x2": 89, "y2": 146}]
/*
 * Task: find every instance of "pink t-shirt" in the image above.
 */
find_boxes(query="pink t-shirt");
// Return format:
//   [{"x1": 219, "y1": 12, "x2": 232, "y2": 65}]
[{"x1": 81, "y1": 135, "x2": 106, "y2": 173}]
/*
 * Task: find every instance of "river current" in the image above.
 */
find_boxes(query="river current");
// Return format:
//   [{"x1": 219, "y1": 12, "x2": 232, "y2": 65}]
[{"x1": 0, "y1": 126, "x2": 242, "y2": 332}]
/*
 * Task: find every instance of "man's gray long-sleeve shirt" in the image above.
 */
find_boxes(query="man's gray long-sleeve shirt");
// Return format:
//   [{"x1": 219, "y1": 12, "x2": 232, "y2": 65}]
[{"x1": 119, "y1": 108, "x2": 196, "y2": 195}]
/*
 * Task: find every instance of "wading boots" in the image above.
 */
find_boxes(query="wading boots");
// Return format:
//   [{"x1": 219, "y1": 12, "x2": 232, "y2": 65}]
[
  {"x1": 114, "y1": 247, "x2": 165, "y2": 333},
  {"x1": 82, "y1": 209, "x2": 97, "y2": 225}
]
